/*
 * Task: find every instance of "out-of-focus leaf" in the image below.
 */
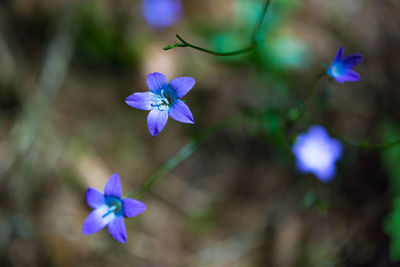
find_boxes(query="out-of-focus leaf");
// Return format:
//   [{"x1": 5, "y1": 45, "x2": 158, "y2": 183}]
[
  {"x1": 235, "y1": 0, "x2": 300, "y2": 31},
  {"x1": 75, "y1": 2, "x2": 137, "y2": 68},
  {"x1": 263, "y1": 35, "x2": 311, "y2": 69},
  {"x1": 381, "y1": 120, "x2": 400, "y2": 261},
  {"x1": 302, "y1": 190, "x2": 316, "y2": 208},
  {"x1": 258, "y1": 109, "x2": 287, "y2": 151},
  {"x1": 381, "y1": 121, "x2": 400, "y2": 192},
  {"x1": 385, "y1": 197, "x2": 400, "y2": 262}
]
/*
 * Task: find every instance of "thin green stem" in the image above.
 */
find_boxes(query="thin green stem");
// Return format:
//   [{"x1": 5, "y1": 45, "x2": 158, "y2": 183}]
[
  {"x1": 303, "y1": 70, "x2": 326, "y2": 106},
  {"x1": 329, "y1": 128, "x2": 400, "y2": 151},
  {"x1": 166, "y1": 34, "x2": 256, "y2": 56},
  {"x1": 131, "y1": 116, "x2": 243, "y2": 199},
  {"x1": 163, "y1": 0, "x2": 272, "y2": 56},
  {"x1": 287, "y1": 70, "x2": 326, "y2": 126},
  {"x1": 344, "y1": 138, "x2": 400, "y2": 150},
  {"x1": 125, "y1": 190, "x2": 135, "y2": 198},
  {"x1": 251, "y1": 0, "x2": 271, "y2": 43},
  {"x1": 286, "y1": 70, "x2": 400, "y2": 151}
]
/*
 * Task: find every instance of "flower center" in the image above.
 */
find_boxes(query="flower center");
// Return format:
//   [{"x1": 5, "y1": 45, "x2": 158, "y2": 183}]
[
  {"x1": 104, "y1": 197, "x2": 123, "y2": 217},
  {"x1": 152, "y1": 89, "x2": 176, "y2": 111},
  {"x1": 330, "y1": 61, "x2": 347, "y2": 77},
  {"x1": 300, "y1": 140, "x2": 332, "y2": 169}
]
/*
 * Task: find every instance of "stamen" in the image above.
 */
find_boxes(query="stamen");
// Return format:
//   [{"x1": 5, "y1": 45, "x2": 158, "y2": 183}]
[
  {"x1": 152, "y1": 89, "x2": 174, "y2": 111},
  {"x1": 102, "y1": 205, "x2": 117, "y2": 218}
]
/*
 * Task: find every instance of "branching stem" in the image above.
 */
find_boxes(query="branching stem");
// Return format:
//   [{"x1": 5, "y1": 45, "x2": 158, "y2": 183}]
[{"x1": 163, "y1": 0, "x2": 272, "y2": 56}]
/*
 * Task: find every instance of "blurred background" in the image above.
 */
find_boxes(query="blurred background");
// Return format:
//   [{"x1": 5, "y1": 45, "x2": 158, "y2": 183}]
[{"x1": 1, "y1": 0, "x2": 400, "y2": 266}]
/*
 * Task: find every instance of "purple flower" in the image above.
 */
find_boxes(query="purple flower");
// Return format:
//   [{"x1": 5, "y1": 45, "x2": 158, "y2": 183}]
[
  {"x1": 142, "y1": 0, "x2": 182, "y2": 28},
  {"x1": 126, "y1": 72, "x2": 195, "y2": 137},
  {"x1": 82, "y1": 173, "x2": 146, "y2": 243},
  {"x1": 327, "y1": 46, "x2": 362, "y2": 83},
  {"x1": 292, "y1": 125, "x2": 343, "y2": 182}
]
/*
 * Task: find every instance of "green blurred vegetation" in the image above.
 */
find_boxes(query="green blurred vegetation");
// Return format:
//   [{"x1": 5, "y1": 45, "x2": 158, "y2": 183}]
[
  {"x1": 0, "y1": 0, "x2": 399, "y2": 266},
  {"x1": 382, "y1": 120, "x2": 400, "y2": 261},
  {"x1": 75, "y1": 2, "x2": 138, "y2": 68}
]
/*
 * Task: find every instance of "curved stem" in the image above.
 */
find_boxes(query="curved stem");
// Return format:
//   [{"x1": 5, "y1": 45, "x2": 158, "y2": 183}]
[
  {"x1": 163, "y1": 0, "x2": 272, "y2": 56},
  {"x1": 251, "y1": 0, "x2": 271, "y2": 43},
  {"x1": 172, "y1": 34, "x2": 256, "y2": 56},
  {"x1": 331, "y1": 130, "x2": 400, "y2": 151}
]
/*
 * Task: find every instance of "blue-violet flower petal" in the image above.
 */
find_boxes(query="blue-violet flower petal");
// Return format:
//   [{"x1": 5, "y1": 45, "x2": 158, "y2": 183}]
[
  {"x1": 82, "y1": 173, "x2": 146, "y2": 243},
  {"x1": 86, "y1": 188, "x2": 105, "y2": 209},
  {"x1": 168, "y1": 100, "x2": 194, "y2": 124},
  {"x1": 122, "y1": 199, "x2": 147, "y2": 218},
  {"x1": 147, "y1": 109, "x2": 169, "y2": 137},
  {"x1": 104, "y1": 173, "x2": 122, "y2": 198},
  {"x1": 146, "y1": 72, "x2": 168, "y2": 93},
  {"x1": 108, "y1": 216, "x2": 127, "y2": 243},
  {"x1": 327, "y1": 46, "x2": 362, "y2": 83},
  {"x1": 292, "y1": 125, "x2": 343, "y2": 182},
  {"x1": 142, "y1": 0, "x2": 182, "y2": 28},
  {"x1": 82, "y1": 205, "x2": 115, "y2": 235},
  {"x1": 126, "y1": 72, "x2": 196, "y2": 137},
  {"x1": 169, "y1": 77, "x2": 196, "y2": 98},
  {"x1": 126, "y1": 92, "x2": 154, "y2": 110}
]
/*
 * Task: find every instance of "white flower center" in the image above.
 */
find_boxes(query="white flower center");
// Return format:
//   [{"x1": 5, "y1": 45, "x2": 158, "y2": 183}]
[{"x1": 152, "y1": 89, "x2": 175, "y2": 111}]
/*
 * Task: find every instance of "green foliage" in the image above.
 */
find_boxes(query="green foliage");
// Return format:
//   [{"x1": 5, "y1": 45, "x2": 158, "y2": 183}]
[
  {"x1": 381, "y1": 120, "x2": 400, "y2": 261},
  {"x1": 262, "y1": 109, "x2": 286, "y2": 145},
  {"x1": 302, "y1": 190, "x2": 316, "y2": 208},
  {"x1": 386, "y1": 197, "x2": 400, "y2": 262},
  {"x1": 210, "y1": 34, "x2": 248, "y2": 62},
  {"x1": 75, "y1": 2, "x2": 137, "y2": 68},
  {"x1": 299, "y1": 245, "x2": 336, "y2": 267},
  {"x1": 252, "y1": 108, "x2": 289, "y2": 155},
  {"x1": 262, "y1": 35, "x2": 311, "y2": 69},
  {"x1": 235, "y1": 0, "x2": 300, "y2": 31}
]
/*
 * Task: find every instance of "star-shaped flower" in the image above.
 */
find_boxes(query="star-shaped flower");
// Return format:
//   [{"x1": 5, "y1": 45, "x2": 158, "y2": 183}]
[
  {"x1": 142, "y1": 0, "x2": 182, "y2": 28},
  {"x1": 327, "y1": 46, "x2": 362, "y2": 83},
  {"x1": 292, "y1": 125, "x2": 343, "y2": 182},
  {"x1": 126, "y1": 72, "x2": 195, "y2": 137},
  {"x1": 82, "y1": 173, "x2": 146, "y2": 243}
]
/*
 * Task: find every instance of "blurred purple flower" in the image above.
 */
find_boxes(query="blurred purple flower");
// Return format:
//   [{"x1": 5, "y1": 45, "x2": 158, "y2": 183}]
[
  {"x1": 126, "y1": 72, "x2": 195, "y2": 137},
  {"x1": 292, "y1": 125, "x2": 343, "y2": 182},
  {"x1": 142, "y1": 0, "x2": 182, "y2": 28},
  {"x1": 327, "y1": 46, "x2": 362, "y2": 83},
  {"x1": 82, "y1": 173, "x2": 146, "y2": 243}
]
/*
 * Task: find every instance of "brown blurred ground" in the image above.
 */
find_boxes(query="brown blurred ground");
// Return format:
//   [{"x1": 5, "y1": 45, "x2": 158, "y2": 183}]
[{"x1": 0, "y1": 0, "x2": 400, "y2": 266}]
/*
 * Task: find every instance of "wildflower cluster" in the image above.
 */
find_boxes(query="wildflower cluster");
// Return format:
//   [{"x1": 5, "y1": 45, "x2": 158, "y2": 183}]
[{"x1": 82, "y1": 1, "x2": 367, "y2": 243}]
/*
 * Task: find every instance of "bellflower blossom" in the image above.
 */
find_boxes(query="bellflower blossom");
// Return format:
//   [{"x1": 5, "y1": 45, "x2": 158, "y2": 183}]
[
  {"x1": 327, "y1": 46, "x2": 362, "y2": 83},
  {"x1": 126, "y1": 72, "x2": 195, "y2": 137},
  {"x1": 292, "y1": 125, "x2": 343, "y2": 182},
  {"x1": 82, "y1": 173, "x2": 146, "y2": 243},
  {"x1": 142, "y1": 0, "x2": 182, "y2": 28}
]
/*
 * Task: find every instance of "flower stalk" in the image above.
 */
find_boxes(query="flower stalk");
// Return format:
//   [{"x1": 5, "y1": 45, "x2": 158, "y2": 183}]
[{"x1": 163, "y1": 0, "x2": 272, "y2": 56}]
